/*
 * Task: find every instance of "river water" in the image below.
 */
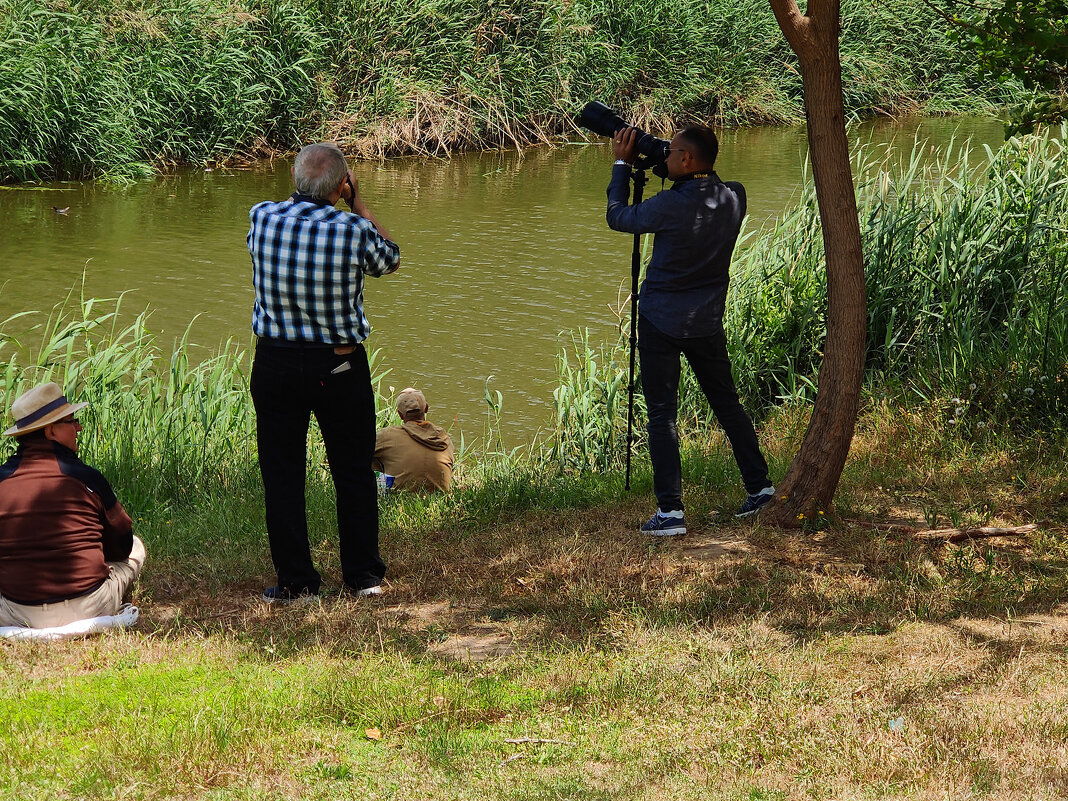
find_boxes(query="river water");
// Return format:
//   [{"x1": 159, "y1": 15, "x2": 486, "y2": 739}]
[{"x1": 1, "y1": 116, "x2": 1006, "y2": 443}]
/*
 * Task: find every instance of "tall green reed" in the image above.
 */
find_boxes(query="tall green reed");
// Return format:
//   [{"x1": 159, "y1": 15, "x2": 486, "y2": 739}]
[
  {"x1": 724, "y1": 128, "x2": 1068, "y2": 420},
  {"x1": 548, "y1": 329, "x2": 633, "y2": 474},
  {"x1": 1, "y1": 0, "x2": 1009, "y2": 181},
  {"x1": 0, "y1": 291, "x2": 257, "y2": 512}
]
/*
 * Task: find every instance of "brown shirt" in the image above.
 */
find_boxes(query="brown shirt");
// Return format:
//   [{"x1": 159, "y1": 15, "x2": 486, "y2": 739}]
[
  {"x1": 0, "y1": 437, "x2": 133, "y2": 604},
  {"x1": 373, "y1": 421, "x2": 454, "y2": 492}
]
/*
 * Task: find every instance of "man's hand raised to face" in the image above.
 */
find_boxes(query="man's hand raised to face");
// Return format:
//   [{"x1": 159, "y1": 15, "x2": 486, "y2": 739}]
[
  {"x1": 612, "y1": 127, "x2": 638, "y2": 164},
  {"x1": 342, "y1": 172, "x2": 394, "y2": 243}
]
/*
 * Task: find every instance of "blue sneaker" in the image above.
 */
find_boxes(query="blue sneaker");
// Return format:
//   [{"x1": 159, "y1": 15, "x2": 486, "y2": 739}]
[
  {"x1": 735, "y1": 486, "x2": 776, "y2": 518},
  {"x1": 640, "y1": 509, "x2": 687, "y2": 537}
]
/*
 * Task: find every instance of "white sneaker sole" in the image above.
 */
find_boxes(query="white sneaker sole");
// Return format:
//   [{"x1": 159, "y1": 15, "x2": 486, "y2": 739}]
[
  {"x1": 643, "y1": 526, "x2": 687, "y2": 537},
  {"x1": 352, "y1": 585, "x2": 384, "y2": 597}
]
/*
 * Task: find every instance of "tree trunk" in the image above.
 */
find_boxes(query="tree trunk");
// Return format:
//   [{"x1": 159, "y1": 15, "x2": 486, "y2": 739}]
[{"x1": 762, "y1": 0, "x2": 867, "y2": 525}]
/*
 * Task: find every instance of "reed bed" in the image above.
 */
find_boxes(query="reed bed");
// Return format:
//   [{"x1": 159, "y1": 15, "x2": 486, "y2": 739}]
[
  {"x1": 0, "y1": 0, "x2": 1013, "y2": 181},
  {"x1": 729, "y1": 129, "x2": 1068, "y2": 416}
]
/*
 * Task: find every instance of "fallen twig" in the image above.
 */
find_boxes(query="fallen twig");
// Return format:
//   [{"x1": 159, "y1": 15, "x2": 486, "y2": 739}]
[
  {"x1": 203, "y1": 608, "x2": 242, "y2": 619},
  {"x1": 843, "y1": 519, "x2": 1039, "y2": 544},
  {"x1": 504, "y1": 737, "x2": 574, "y2": 746},
  {"x1": 391, "y1": 710, "x2": 447, "y2": 733},
  {"x1": 919, "y1": 524, "x2": 1038, "y2": 543},
  {"x1": 994, "y1": 616, "x2": 1059, "y2": 627}
]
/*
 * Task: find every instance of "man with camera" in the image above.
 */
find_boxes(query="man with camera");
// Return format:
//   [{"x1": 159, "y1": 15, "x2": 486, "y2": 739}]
[
  {"x1": 607, "y1": 125, "x2": 775, "y2": 535},
  {"x1": 248, "y1": 142, "x2": 399, "y2": 603}
]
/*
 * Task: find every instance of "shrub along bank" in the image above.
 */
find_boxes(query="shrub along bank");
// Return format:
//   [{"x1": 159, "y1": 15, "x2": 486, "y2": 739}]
[{"x1": 0, "y1": 0, "x2": 1016, "y2": 181}]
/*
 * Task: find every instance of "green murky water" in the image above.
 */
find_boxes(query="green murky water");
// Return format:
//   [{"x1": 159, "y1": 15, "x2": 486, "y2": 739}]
[{"x1": 0, "y1": 116, "x2": 1006, "y2": 442}]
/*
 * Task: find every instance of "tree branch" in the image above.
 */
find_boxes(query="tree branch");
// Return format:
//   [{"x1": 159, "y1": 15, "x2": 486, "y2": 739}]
[
  {"x1": 919, "y1": 523, "x2": 1038, "y2": 543},
  {"x1": 768, "y1": 0, "x2": 812, "y2": 54}
]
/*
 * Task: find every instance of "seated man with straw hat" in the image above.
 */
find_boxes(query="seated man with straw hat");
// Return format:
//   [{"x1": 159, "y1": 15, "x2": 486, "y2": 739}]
[
  {"x1": 373, "y1": 388, "x2": 454, "y2": 493},
  {"x1": 0, "y1": 382, "x2": 146, "y2": 628}
]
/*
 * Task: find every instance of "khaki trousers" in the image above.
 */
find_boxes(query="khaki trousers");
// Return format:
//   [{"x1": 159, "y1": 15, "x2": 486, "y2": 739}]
[{"x1": 0, "y1": 536, "x2": 147, "y2": 628}]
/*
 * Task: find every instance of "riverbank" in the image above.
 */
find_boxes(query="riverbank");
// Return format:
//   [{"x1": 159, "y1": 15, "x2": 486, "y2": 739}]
[
  {"x1": 0, "y1": 0, "x2": 1016, "y2": 182},
  {"x1": 2, "y1": 412, "x2": 1067, "y2": 799}
]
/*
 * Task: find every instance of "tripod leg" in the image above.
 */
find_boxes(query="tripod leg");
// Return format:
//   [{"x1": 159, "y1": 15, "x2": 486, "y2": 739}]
[{"x1": 625, "y1": 168, "x2": 646, "y2": 491}]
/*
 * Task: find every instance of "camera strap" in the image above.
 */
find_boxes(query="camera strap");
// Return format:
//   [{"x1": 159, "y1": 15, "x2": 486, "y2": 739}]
[{"x1": 676, "y1": 171, "x2": 713, "y2": 182}]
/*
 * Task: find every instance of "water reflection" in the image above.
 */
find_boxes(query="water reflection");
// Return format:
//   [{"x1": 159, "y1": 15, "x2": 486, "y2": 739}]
[{"x1": 0, "y1": 116, "x2": 1007, "y2": 442}]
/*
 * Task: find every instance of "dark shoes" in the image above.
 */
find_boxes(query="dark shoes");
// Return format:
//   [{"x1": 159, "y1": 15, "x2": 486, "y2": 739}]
[
  {"x1": 344, "y1": 583, "x2": 384, "y2": 598},
  {"x1": 735, "y1": 486, "x2": 776, "y2": 518},
  {"x1": 640, "y1": 509, "x2": 687, "y2": 537},
  {"x1": 261, "y1": 585, "x2": 319, "y2": 606},
  {"x1": 261, "y1": 583, "x2": 385, "y2": 604}
]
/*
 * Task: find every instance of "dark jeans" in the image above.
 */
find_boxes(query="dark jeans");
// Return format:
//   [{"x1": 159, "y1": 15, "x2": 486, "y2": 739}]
[
  {"x1": 638, "y1": 315, "x2": 770, "y2": 511},
  {"x1": 250, "y1": 341, "x2": 384, "y2": 594}
]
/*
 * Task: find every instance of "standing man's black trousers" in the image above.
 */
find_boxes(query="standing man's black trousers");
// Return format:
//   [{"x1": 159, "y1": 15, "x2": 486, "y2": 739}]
[
  {"x1": 251, "y1": 340, "x2": 385, "y2": 594},
  {"x1": 638, "y1": 315, "x2": 771, "y2": 512}
]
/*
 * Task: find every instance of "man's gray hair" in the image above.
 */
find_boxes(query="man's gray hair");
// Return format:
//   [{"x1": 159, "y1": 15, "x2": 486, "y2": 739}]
[{"x1": 293, "y1": 142, "x2": 348, "y2": 200}]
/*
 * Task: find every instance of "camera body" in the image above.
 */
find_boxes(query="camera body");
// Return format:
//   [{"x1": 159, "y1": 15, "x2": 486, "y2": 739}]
[{"x1": 576, "y1": 102, "x2": 670, "y2": 177}]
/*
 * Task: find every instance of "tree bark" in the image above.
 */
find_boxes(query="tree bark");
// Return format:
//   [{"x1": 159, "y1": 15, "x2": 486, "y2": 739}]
[{"x1": 762, "y1": 0, "x2": 867, "y2": 525}]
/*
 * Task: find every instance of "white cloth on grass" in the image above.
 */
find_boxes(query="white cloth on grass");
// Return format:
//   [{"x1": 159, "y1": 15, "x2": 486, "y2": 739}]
[{"x1": 0, "y1": 604, "x2": 139, "y2": 641}]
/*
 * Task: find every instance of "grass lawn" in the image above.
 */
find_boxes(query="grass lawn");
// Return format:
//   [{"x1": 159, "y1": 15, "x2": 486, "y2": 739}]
[{"x1": 2, "y1": 406, "x2": 1067, "y2": 800}]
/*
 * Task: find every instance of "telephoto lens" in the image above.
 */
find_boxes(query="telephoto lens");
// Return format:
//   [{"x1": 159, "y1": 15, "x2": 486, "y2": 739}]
[{"x1": 576, "y1": 101, "x2": 670, "y2": 174}]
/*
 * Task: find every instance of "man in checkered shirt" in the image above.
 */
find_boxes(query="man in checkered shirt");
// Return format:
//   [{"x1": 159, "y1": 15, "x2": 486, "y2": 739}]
[{"x1": 247, "y1": 142, "x2": 399, "y2": 604}]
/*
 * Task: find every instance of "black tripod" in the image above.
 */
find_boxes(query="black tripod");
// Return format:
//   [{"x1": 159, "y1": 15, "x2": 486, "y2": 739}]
[{"x1": 624, "y1": 160, "x2": 652, "y2": 491}]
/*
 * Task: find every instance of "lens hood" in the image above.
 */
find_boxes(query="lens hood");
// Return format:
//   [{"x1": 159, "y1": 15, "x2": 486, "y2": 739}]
[{"x1": 576, "y1": 101, "x2": 670, "y2": 170}]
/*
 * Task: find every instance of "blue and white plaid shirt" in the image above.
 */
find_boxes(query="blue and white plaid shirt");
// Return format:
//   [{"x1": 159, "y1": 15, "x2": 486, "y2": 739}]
[{"x1": 248, "y1": 194, "x2": 400, "y2": 344}]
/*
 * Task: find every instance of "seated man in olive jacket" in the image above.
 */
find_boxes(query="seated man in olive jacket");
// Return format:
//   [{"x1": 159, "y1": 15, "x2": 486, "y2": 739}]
[
  {"x1": 0, "y1": 382, "x2": 146, "y2": 628},
  {"x1": 373, "y1": 387, "x2": 454, "y2": 492}
]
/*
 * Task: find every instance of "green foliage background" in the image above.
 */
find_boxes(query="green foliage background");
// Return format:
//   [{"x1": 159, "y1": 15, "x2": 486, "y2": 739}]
[
  {"x1": 0, "y1": 0, "x2": 1015, "y2": 181},
  {"x1": 946, "y1": 0, "x2": 1067, "y2": 132}
]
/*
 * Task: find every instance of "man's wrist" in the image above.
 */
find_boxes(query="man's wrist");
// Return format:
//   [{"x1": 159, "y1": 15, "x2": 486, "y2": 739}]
[{"x1": 614, "y1": 159, "x2": 630, "y2": 166}]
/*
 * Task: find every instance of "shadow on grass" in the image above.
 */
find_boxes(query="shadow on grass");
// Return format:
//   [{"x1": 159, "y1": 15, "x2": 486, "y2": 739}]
[
  {"x1": 137, "y1": 493, "x2": 1068, "y2": 665},
  {"x1": 128, "y1": 421, "x2": 1068, "y2": 663}
]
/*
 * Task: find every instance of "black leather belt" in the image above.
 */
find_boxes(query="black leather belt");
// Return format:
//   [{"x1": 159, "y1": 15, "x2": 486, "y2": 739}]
[
  {"x1": 257, "y1": 338, "x2": 358, "y2": 355},
  {"x1": 258, "y1": 337, "x2": 337, "y2": 349}
]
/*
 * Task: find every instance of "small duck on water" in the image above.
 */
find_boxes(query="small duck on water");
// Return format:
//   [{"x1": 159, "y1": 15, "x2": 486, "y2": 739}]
[{"x1": 51, "y1": 206, "x2": 69, "y2": 215}]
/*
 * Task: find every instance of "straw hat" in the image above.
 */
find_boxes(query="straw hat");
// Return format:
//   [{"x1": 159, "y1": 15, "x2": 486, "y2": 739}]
[
  {"x1": 3, "y1": 382, "x2": 88, "y2": 437},
  {"x1": 396, "y1": 387, "x2": 428, "y2": 419}
]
